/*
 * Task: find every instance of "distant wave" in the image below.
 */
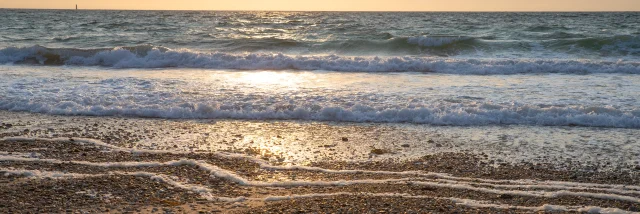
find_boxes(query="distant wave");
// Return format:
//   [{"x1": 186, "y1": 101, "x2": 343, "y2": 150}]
[
  {"x1": 212, "y1": 34, "x2": 640, "y2": 56},
  {"x1": 196, "y1": 35, "x2": 476, "y2": 54},
  {"x1": 1, "y1": 45, "x2": 640, "y2": 74},
  {"x1": 1, "y1": 99, "x2": 639, "y2": 128},
  {"x1": 406, "y1": 35, "x2": 474, "y2": 47},
  {"x1": 548, "y1": 35, "x2": 640, "y2": 52}
]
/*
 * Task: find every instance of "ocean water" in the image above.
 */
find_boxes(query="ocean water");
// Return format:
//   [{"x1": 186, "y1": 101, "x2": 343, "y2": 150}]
[
  {"x1": 2, "y1": 10, "x2": 640, "y2": 71},
  {"x1": 1, "y1": 10, "x2": 639, "y2": 166}
]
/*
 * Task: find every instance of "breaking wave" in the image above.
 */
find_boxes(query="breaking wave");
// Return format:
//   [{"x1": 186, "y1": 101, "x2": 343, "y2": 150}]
[
  {"x1": 1, "y1": 99, "x2": 639, "y2": 128},
  {"x1": 1, "y1": 45, "x2": 640, "y2": 74},
  {"x1": 406, "y1": 36, "x2": 474, "y2": 47}
]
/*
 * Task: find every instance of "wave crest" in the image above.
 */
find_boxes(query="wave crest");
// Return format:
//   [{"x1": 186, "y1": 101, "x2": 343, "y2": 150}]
[
  {"x1": 2, "y1": 45, "x2": 640, "y2": 74},
  {"x1": 406, "y1": 36, "x2": 474, "y2": 47}
]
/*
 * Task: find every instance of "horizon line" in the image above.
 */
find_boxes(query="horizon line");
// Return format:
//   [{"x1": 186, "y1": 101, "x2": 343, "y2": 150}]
[{"x1": 1, "y1": 8, "x2": 640, "y2": 12}]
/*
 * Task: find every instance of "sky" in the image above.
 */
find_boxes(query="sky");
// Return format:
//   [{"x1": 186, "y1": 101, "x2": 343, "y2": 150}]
[{"x1": 1, "y1": 0, "x2": 639, "y2": 11}]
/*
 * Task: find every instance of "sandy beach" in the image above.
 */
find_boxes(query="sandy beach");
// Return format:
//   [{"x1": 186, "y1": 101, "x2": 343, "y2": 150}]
[{"x1": 1, "y1": 112, "x2": 639, "y2": 213}]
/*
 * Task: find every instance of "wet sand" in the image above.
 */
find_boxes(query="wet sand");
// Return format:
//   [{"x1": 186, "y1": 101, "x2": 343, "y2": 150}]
[
  {"x1": 1, "y1": 137, "x2": 639, "y2": 213},
  {"x1": 0, "y1": 111, "x2": 639, "y2": 213}
]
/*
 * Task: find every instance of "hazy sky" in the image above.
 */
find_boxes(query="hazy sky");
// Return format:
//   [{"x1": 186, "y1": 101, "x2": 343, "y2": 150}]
[{"x1": 1, "y1": 0, "x2": 639, "y2": 11}]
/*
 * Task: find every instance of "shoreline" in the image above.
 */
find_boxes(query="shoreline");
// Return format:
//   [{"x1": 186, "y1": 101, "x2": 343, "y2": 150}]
[
  {"x1": 1, "y1": 111, "x2": 639, "y2": 213},
  {"x1": 1, "y1": 111, "x2": 638, "y2": 172}
]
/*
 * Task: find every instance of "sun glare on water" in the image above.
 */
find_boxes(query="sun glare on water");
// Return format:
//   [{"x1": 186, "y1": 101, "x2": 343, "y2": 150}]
[{"x1": 231, "y1": 71, "x2": 308, "y2": 89}]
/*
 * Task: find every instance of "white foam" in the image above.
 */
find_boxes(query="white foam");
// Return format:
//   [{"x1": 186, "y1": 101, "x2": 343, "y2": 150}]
[
  {"x1": 257, "y1": 162, "x2": 640, "y2": 192},
  {"x1": 409, "y1": 181, "x2": 640, "y2": 203},
  {"x1": 0, "y1": 151, "x2": 36, "y2": 158},
  {"x1": 2, "y1": 100, "x2": 639, "y2": 128},
  {"x1": 0, "y1": 167, "x2": 246, "y2": 202},
  {"x1": 4, "y1": 137, "x2": 640, "y2": 192},
  {"x1": 130, "y1": 171, "x2": 246, "y2": 202},
  {"x1": 449, "y1": 197, "x2": 634, "y2": 214},
  {"x1": 0, "y1": 155, "x2": 408, "y2": 188},
  {"x1": 2, "y1": 168, "x2": 101, "y2": 179},
  {"x1": 2, "y1": 62, "x2": 639, "y2": 128},
  {"x1": 2, "y1": 46, "x2": 640, "y2": 74},
  {"x1": 407, "y1": 36, "x2": 471, "y2": 47},
  {"x1": 4, "y1": 166, "x2": 633, "y2": 213},
  {"x1": 434, "y1": 179, "x2": 640, "y2": 196},
  {"x1": 3, "y1": 154, "x2": 640, "y2": 204},
  {"x1": 576, "y1": 206, "x2": 637, "y2": 214},
  {"x1": 6, "y1": 166, "x2": 633, "y2": 212},
  {"x1": 264, "y1": 192, "x2": 634, "y2": 214},
  {"x1": 435, "y1": 176, "x2": 640, "y2": 192}
]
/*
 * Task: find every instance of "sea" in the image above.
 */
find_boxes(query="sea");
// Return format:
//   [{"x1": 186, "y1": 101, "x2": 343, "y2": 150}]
[{"x1": 1, "y1": 10, "x2": 639, "y2": 168}]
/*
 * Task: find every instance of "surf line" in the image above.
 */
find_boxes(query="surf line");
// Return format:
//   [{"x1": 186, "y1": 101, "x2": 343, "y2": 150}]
[
  {"x1": 1, "y1": 167, "x2": 634, "y2": 214},
  {"x1": 2, "y1": 154, "x2": 640, "y2": 204},
  {"x1": 2, "y1": 137, "x2": 640, "y2": 192}
]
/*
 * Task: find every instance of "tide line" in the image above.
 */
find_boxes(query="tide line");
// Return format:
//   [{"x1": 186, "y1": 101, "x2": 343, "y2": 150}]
[{"x1": 2, "y1": 137, "x2": 640, "y2": 192}]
